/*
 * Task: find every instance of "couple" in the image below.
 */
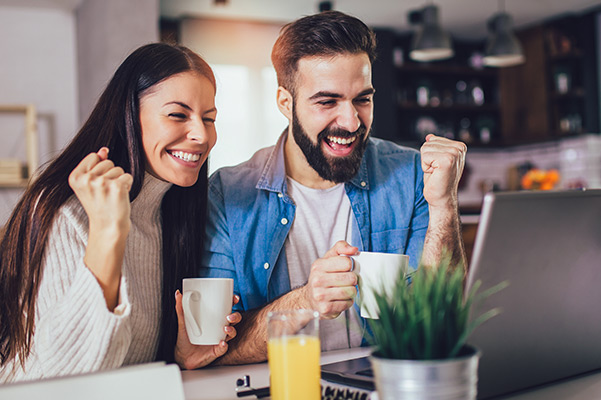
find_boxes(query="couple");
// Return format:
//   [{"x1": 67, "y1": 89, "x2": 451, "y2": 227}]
[{"x1": 0, "y1": 11, "x2": 466, "y2": 382}]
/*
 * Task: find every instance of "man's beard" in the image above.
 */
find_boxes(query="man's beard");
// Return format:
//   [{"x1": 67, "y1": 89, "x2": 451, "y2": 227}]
[{"x1": 292, "y1": 108, "x2": 368, "y2": 184}]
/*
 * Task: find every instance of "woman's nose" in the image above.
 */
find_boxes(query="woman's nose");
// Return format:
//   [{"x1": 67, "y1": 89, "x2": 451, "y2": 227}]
[{"x1": 187, "y1": 121, "x2": 209, "y2": 142}]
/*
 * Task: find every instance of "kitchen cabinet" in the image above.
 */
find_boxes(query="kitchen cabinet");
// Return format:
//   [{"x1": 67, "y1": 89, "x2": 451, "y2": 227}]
[
  {"x1": 544, "y1": 14, "x2": 598, "y2": 137},
  {"x1": 372, "y1": 10, "x2": 599, "y2": 148},
  {"x1": 394, "y1": 63, "x2": 500, "y2": 146},
  {"x1": 372, "y1": 29, "x2": 501, "y2": 147},
  {"x1": 498, "y1": 12, "x2": 598, "y2": 145}
]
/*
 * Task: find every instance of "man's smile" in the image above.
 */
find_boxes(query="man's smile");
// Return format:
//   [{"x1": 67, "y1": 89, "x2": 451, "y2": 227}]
[{"x1": 323, "y1": 134, "x2": 359, "y2": 156}]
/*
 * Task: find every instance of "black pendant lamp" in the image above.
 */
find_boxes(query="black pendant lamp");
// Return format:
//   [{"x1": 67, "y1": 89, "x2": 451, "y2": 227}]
[
  {"x1": 409, "y1": 3, "x2": 454, "y2": 62},
  {"x1": 483, "y1": 0, "x2": 525, "y2": 67}
]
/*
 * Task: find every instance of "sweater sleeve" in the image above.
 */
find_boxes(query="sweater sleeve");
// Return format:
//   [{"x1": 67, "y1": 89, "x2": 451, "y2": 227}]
[{"x1": 22, "y1": 205, "x2": 133, "y2": 380}]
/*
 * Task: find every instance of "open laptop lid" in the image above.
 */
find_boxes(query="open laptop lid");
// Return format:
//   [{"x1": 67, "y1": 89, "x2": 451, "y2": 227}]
[
  {"x1": 466, "y1": 189, "x2": 601, "y2": 399},
  {"x1": 320, "y1": 355, "x2": 375, "y2": 391}
]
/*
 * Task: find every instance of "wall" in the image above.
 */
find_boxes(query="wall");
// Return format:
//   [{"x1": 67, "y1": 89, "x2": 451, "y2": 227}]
[
  {"x1": 0, "y1": 5, "x2": 78, "y2": 222},
  {"x1": 77, "y1": 0, "x2": 159, "y2": 122},
  {"x1": 459, "y1": 135, "x2": 601, "y2": 209},
  {"x1": 180, "y1": 18, "x2": 288, "y2": 174},
  {"x1": 0, "y1": 0, "x2": 159, "y2": 225}
]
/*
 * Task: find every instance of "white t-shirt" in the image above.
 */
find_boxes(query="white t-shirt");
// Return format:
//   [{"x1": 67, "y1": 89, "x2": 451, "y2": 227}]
[{"x1": 284, "y1": 177, "x2": 363, "y2": 351}]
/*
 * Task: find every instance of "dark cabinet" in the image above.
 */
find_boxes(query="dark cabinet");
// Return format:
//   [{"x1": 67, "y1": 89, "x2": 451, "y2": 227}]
[
  {"x1": 544, "y1": 14, "x2": 598, "y2": 137},
  {"x1": 395, "y1": 64, "x2": 500, "y2": 146},
  {"x1": 372, "y1": 11, "x2": 599, "y2": 148},
  {"x1": 497, "y1": 25, "x2": 551, "y2": 144},
  {"x1": 498, "y1": 12, "x2": 598, "y2": 145},
  {"x1": 372, "y1": 29, "x2": 501, "y2": 147}
]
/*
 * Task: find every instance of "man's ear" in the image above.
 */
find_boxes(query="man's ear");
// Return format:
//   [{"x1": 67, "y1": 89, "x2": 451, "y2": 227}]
[{"x1": 276, "y1": 86, "x2": 293, "y2": 121}]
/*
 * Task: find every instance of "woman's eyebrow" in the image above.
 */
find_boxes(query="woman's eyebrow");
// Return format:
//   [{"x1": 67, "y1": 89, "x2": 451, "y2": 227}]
[{"x1": 164, "y1": 101, "x2": 192, "y2": 110}]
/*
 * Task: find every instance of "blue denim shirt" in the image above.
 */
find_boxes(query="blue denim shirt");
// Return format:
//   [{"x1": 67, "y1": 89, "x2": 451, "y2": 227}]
[{"x1": 200, "y1": 132, "x2": 429, "y2": 312}]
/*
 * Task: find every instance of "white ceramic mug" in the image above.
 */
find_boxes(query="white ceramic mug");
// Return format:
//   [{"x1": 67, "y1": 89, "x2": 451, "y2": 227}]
[
  {"x1": 351, "y1": 252, "x2": 409, "y2": 319},
  {"x1": 182, "y1": 278, "x2": 234, "y2": 345}
]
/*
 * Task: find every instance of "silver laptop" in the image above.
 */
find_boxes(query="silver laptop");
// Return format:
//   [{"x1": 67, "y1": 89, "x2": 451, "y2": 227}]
[
  {"x1": 466, "y1": 189, "x2": 601, "y2": 398},
  {"x1": 322, "y1": 189, "x2": 601, "y2": 398},
  {"x1": 0, "y1": 362, "x2": 185, "y2": 400}
]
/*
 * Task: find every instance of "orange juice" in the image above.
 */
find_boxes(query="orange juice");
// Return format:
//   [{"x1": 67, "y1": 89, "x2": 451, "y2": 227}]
[{"x1": 267, "y1": 335, "x2": 321, "y2": 400}]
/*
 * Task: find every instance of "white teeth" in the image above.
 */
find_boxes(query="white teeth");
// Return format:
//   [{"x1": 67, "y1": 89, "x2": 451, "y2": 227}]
[
  {"x1": 327, "y1": 136, "x2": 357, "y2": 145},
  {"x1": 171, "y1": 151, "x2": 200, "y2": 162}
]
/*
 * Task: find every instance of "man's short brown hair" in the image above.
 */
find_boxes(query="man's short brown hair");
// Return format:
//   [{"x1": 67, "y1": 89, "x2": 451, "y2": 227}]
[{"x1": 271, "y1": 11, "x2": 377, "y2": 95}]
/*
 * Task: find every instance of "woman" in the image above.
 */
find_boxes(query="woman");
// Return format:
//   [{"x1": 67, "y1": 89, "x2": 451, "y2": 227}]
[{"x1": 0, "y1": 43, "x2": 240, "y2": 382}]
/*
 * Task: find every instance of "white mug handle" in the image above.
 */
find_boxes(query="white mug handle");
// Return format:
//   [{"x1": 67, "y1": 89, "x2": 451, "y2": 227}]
[{"x1": 183, "y1": 291, "x2": 202, "y2": 337}]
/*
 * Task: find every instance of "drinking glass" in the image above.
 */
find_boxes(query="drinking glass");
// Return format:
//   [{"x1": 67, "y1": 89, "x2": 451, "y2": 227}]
[{"x1": 267, "y1": 309, "x2": 320, "y2": 400}]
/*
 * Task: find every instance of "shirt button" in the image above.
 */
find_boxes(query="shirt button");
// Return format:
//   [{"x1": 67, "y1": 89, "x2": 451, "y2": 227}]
[
  {"x1": 360, "y1": 181, "x2": 367, "y2": 187},
  {"x1": 278, "y1": 193, "x2": 283, "y2": 198},
  {"x1": 263, "y1": 262, "x2": 270, "y2": 270},
  {"x1": 281, "y1": 218, "x2": 288, "y2": 225}
]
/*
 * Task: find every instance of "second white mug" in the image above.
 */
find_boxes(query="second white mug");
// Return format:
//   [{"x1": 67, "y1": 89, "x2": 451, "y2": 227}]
[
  {"x1": 351, "y1": 252, "x2": 409, "y2": 319},
  {"x1": 182, "y1": 278, "x2": 234, "y2": 345}
]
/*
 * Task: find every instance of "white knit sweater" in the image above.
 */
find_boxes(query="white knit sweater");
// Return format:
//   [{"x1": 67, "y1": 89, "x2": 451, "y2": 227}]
[{"x1": 0, "y1": 174, "x2": 172, "y2": 383}]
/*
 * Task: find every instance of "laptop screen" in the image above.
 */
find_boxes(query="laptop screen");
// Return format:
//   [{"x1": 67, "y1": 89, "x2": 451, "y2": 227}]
[
  {"x1": 466, "y1": 189, "x2": 601, "y2": 399},
  {"x1": 322, "y1": 189, "x2": 601, "y2": 398}
]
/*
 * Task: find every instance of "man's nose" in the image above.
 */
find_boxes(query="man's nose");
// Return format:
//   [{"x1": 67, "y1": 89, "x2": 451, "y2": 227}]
[{"x1": 335, "y1": 102, "x2": 361, "y2": 133}]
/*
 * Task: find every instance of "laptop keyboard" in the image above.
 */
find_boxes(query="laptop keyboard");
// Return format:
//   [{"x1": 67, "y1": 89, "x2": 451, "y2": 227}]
[{"x1": 322, "y1": 384, "x2": 373, "y2": 400}]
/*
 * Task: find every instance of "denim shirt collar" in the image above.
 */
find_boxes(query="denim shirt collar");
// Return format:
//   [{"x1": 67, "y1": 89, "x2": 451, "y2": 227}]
[
  {"x1": 256, "y1": 130, "x2": 289, "y2": 194},
  {"x1": 255, "y1": 130, "x2": 371, "y2": 193}
]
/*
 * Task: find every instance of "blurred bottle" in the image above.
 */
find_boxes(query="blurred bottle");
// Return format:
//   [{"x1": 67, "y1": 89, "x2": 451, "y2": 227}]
[
  {"x1": 554, "y1": 65, "x2": 572, "y2": 94},
  {"x1": 458, "y1": 117, "x2": 473, "y2": 143},
  {"x1": 429, "y1": 89, "x2": 441, "y2": 107},
  {"x1": 455, "y1": 80, "x2": 468, "y2": 105},
  {"x1": 417, "y1": 85, "x2": 429, "y2": 107},
  {"x1": 469, "y1": 80, "x2": 485, "y2": 106},
  {"x1": 476, "y1": 115, "x2": 496, "y2": 144},
  {"x1": 442, "y1": 88, "x2": 454, "y2": 107}
]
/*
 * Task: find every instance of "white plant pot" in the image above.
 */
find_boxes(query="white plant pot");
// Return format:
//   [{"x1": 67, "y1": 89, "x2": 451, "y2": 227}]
[{"x1": 370, "y1": 345, "x2": 480, "y2": 400}]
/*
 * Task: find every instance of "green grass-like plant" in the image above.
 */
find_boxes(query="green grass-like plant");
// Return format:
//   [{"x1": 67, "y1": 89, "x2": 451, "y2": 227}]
[{"x1": 368, "y1": 253, "x2": 508, "y2": 360}]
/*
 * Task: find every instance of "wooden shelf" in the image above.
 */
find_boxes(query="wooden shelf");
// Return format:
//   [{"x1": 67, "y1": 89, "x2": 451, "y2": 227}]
[
  {"x1": 548, "y1": 49, "x2": 584, "y2": 61},
  {"x1": 0, "y1": 104, "x2": 38, "y2": 187},
  {"x1": 397, "y1": 63, "x2": 498, "y2": 78},
  {"x1": 550, "y1": 88, "x2": 585, "y2": 100},
  {"x1": 0, "y1": 180, "x2": 28, "y2": 188},
  {"x1": 399, "y1": 102, "x2": 499, "y2": 112},
  {"x1": 551, "y1": 130, "x2": 585, "y2": 137},
  {"x1": 543, "y1": 14, "x2": 597, "y2": 137},
  {"x1": 371, "y1": 29, "x2": 503, "y2": 145}
]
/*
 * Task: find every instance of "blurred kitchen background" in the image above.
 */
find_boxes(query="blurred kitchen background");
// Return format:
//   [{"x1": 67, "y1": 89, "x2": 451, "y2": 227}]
[{"x1": 1, "y1": 0, "x2": 600, "y2": 248}]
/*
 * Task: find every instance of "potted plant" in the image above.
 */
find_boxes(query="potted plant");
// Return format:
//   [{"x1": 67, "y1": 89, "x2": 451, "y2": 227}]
[{"x1": 367, "y1": 253, "x2": 507, "y2": 400}]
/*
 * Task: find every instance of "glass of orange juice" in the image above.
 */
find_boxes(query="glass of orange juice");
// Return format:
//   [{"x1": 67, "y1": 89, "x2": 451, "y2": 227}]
[{"x1": 267, "y1": 309, "x2": 320, "y2": 400}]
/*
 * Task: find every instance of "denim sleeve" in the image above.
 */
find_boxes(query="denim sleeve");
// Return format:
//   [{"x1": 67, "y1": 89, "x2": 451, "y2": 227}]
[
  {"x1": 405, "y1": 152, "x2": 429, "y2": 269},
  {"x1": 200, "y1": 175, "x2": 242, "y2": 310}
]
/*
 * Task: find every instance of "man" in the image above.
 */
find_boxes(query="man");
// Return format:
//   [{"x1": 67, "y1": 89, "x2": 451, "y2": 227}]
[{"x1": 200, "y1": 11, "x2": 467, "y2": 364}]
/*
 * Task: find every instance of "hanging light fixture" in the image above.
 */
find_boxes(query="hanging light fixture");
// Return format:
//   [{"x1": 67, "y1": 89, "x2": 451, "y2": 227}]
[
  {"x1": 483, "y1": 0, "x2": 525, "y2": 67},
  {"x1": 318, "y1": 1, "x2": 333, "y2": 12},
  {"x1": 409, "y1": 3, "x2": 454, "y2": 62}
]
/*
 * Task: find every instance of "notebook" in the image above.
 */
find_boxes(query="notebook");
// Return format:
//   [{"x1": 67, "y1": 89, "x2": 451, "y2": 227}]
[{"x1": 321, "y1": 189, "x2": 601, "y2": 399}]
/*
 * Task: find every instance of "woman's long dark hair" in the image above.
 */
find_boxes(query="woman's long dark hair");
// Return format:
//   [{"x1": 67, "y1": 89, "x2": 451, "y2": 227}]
[{"x1": 0, "y1": 42, "x2": 216, "y2": 366}]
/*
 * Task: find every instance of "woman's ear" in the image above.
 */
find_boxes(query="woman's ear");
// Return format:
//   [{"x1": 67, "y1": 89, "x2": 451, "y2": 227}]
[{"x1": 276, "y1": 86, "x2": 293, "y2": 121}]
